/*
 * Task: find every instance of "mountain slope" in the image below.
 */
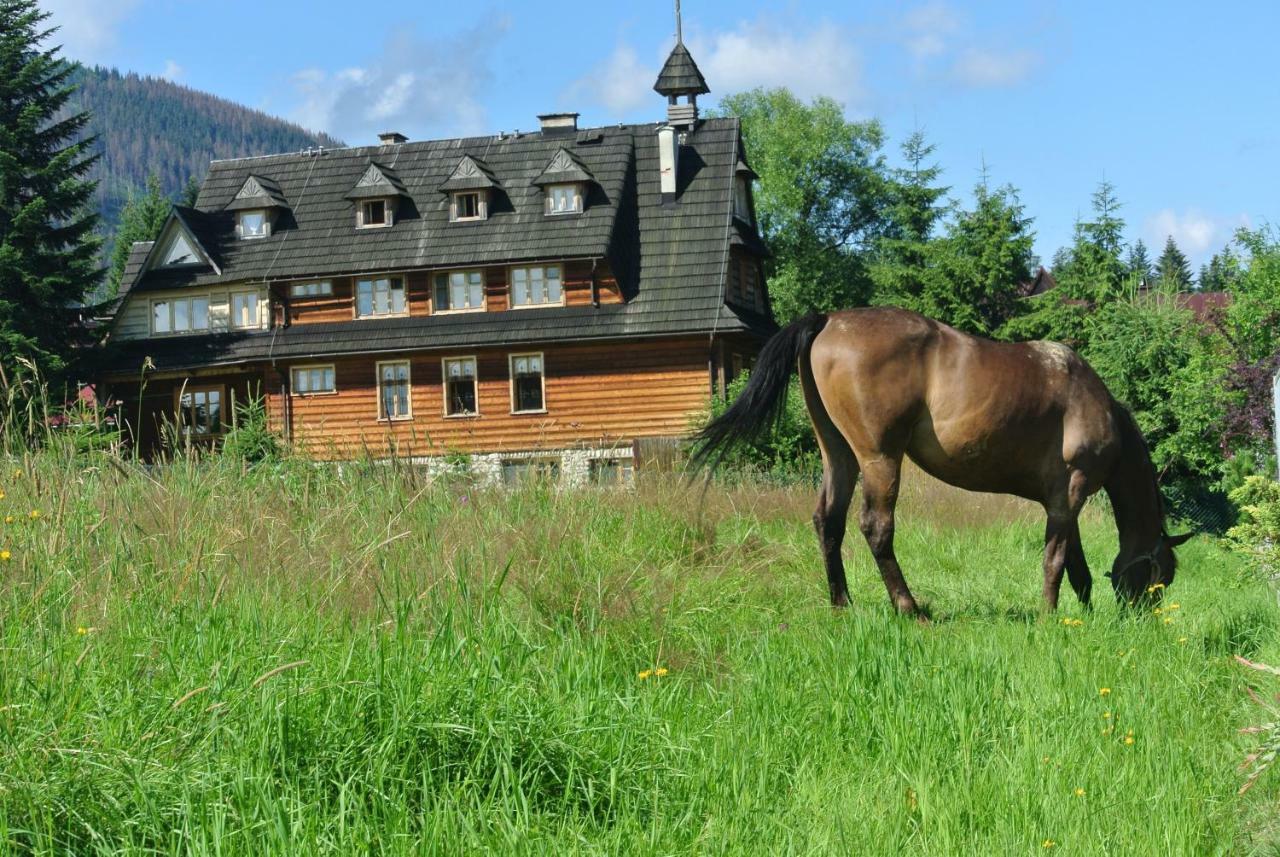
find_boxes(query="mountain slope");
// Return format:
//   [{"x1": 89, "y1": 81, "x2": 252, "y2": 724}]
[{"x1": 68, "y1": 66, "x2": 343, "y2": 232}]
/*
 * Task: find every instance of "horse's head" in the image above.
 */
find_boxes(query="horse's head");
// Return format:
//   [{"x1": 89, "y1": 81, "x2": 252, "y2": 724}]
[{"x1": 1110, "y1": 531, "x2": 1194, "y2": 604}]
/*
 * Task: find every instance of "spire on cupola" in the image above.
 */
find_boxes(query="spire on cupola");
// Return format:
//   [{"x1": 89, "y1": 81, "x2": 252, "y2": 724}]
[{"x1": 653, "y1": 0, "x2": 709, "y2": 129}]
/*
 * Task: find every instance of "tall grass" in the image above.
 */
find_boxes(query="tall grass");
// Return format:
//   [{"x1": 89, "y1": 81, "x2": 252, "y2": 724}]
[{"x1": 0, "y1": 443, "x2": 1278, "y2": 853}]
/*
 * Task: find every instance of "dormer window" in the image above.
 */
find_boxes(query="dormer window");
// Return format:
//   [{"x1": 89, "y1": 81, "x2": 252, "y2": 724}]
[
  {"x1": 545, "y1": 183, "x2": 582, "y2": 216},
  {"x1": 358, "y1": 199, "x2": 392, "y2": 228},
  {"x1": 733, "y1": 177, "x2": 752, "y2": 223},
  {"x1": 449, "y1": 190, "x2": 487, "y2": 222},
  {"x1": 236, "y1": 210, "x2": 270, "y2": 239}
]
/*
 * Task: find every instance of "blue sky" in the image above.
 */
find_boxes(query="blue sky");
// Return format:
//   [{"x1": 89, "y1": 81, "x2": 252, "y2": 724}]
[{"x1": 41, "y1": 0, "x2": 1280, "y2": 270}]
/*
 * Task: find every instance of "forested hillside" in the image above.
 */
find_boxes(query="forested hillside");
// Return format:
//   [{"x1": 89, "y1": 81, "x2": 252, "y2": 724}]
[{"x1": 68, "y1": 66, "x2": 342, "y2": 232}]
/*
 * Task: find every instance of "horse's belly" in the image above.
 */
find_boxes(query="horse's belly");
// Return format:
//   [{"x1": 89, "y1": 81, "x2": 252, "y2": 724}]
[{"x1": 906, "y1": 416, "x2": 1046, "y2": 499}]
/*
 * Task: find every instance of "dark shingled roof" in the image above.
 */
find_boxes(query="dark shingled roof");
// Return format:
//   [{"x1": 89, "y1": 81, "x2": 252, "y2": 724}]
[
  {"x1": 224, "y1": 175, "x2": 290, "y2": 212},
  {"x1": 438, "y1": 155, "x2": 499, "y2": 192},
  {"x1": 653, "y1": 42, "x2": 710, "y2": 97},
  {"x1": 107, "y1": 118, "x2": 774, "y2": 373}
]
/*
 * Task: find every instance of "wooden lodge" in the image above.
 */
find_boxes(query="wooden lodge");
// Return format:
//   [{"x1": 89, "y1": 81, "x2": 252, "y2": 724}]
[{"x1": 97, "y1": 37, "x2": 775, "y2": 483}]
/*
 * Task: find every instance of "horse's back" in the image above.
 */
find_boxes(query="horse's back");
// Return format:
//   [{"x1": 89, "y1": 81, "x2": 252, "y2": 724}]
[{"x1": 807, "y1": 307, "x2": 1120, "y2": 501}]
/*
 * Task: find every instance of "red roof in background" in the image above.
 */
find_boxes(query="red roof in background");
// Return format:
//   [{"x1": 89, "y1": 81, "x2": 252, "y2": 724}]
[{"x1": 1176, "y1": 290, "x2": 1231, "y2": 322}]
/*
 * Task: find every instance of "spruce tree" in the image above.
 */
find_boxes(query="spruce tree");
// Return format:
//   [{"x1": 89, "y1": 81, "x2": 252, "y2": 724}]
[
  {"x1": 0, "y1": 0, "x2": 101, "y2": 382},
  {"x1": 1154, "y1": 235, "x2": 1192, "y2": 291},
  {"x1": 107, "y1": 173, "x2": 170, "y2": 296},
  {"x1": 1125, "y1": 239, "x2": 1153, "y2": 286},
  {"x1": 871, "y1": 131, "x2": 951, "y2": 310},
  {"x1": 1198, "y1": 245, "x2": 1242, "y2": 292}
]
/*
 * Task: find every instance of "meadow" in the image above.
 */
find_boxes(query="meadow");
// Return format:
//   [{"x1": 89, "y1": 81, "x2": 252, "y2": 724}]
[{"x1": 1, "y1": 449, "x2": 1278, "y2": 855}]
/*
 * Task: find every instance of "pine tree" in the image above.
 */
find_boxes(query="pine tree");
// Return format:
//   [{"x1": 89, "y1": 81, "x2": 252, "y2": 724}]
[
  {"x1": 1198, "y1": 245, "x2": 1242, "y2": 292},
  {"x1": 929, "y1": 181, "x2": 1036, "y2": 336},
  {"x1": 1154, "y1": 235, "x2": 1192, "y2": 291},
  {"x1": 106, "y1": 173, "x2": 171, "y2": 297},
  {"x1": 1126, "y1": 239, "x2": 1153, "y2": 286},
  {"x1": 871, "y1": 131, "x2": 951, "y2": 310},
  {"x1": 0, "y1": 0, "x2": 101, "y2": 382}
]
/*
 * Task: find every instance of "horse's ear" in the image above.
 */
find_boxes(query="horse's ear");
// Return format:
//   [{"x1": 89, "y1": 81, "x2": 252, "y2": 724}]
[{"x1": 1166, "y1": 532, "x2": 1195, "y2": 548}]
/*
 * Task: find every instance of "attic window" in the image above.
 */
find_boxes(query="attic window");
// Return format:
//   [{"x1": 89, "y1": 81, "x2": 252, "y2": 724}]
[
  {"x1": 160, "y1": 233, "x2": 200, "y2": 266},
  {"x1": 237, "y1": 210, "x2": 270, "y2": 239},
  {"x1": 545, "y1": 183, "x2": 582, "y2": 216},
  {"x1": 358, "y1": 199, "x2": 391, "y2": 228},
  {"x1": 450, "y1": 191, "x2": 487, "y2": 222}
]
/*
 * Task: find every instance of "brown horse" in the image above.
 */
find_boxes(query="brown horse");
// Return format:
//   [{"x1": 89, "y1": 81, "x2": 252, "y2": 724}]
[{"x1": 696, "y1": 308, "x2": 1192, "y2": 614}]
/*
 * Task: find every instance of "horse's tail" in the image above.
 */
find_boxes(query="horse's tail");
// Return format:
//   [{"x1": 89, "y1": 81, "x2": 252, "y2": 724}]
[{"x1": 690, "y1": 313, "x2": 829, "y2": 470}]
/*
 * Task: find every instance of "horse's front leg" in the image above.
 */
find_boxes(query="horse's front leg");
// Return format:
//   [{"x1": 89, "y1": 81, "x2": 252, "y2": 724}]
[{"x1": 1065, "y1": 533, "x2": 1092, "y2": 608}]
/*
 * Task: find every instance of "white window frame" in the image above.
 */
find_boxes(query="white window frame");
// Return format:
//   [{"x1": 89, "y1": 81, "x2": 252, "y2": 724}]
[
  {"x1": 509, "y1": 352, "x2": 546, "y2": 414},
  {"x1": 433, "y1": 270, "x2": 485, "y2": 314},
  {"x1": 355, "y1": 276, "x2": 408, "y2": 319},
  {"x1": 449, "y1": 191, "x2": 487, "y2": 222},
  {"x1": 509, "y1": 265, "x2": 564, "y2": 308},
  {"x1": 229, "y1": 289, "x2": 262, "y2": 330},
  {"x1": 290, "y1": 281, "x2": 333, "y2": 298},
  {"x1": 150, "y1": 295, "x2": 211, "y2": 336},
  {"x1": 375, "y1": 360, "x2": 412, "y2": 421},
  {"x1": 358, "y1": 198, "x2": 393, "y2": 229},
  {"x1": 236, "y1": 210, "x2": 270, "y2": 240},
  {"x1": 291, "y1": 364, "x2": 336, "y2": 396},
  {"x1": 442, "y1": 356, "x2": 479, "y2": 418},
  {"x1": 545, "y1": 183, "x2": 582, "y2": 216}
]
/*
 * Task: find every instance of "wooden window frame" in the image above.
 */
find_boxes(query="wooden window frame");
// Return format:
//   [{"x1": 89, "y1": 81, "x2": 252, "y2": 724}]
[
  {"x1": 172, "y1": 383, "x2": 226, "y2": 437},
  {"x1": 589, "y1": 456, "x2": 635, "y2": 486},
  {"x1": 544, "y1": 183, "x2": 583, "y2": 216},
  {"x1": 501, "y1": 456, "x2": 561, "y2": 485},
  {"x1": 290, "y1": 363, "x2": 337, "y2": 397},
  {"x1": 357, "y1": 198, "x2": 394, "y2": 229},
  {"x1": 441, "y1": 355, "x2": 479, "y2": 419},
  {"x1": 432, "y1": 269, "x2": 486, "y2": 314},
  {"x1": 236, "y1": 210, "x2": 271, "y2": 240},
  {"x1": 509, "y1": 264, "x2": 565, "y2": 309},
  {"x1": 150, "y1": 295, "x2": 211, "y2": 336},
  {"x1": 354, "y1": 276, "x2": 408, "y2": 319},
  {"x1": 290, "y1": 281, "x2": 333, "y2": 298},
  {"x1": 375, "y1": 359, "x2": 412, "y2": 422},
  {"x1": 228, "y1": 289, "x2": 262, "y2": 330},
  {"x1": 449, "y1": 191, "x2": 487, "y2": 223},
  {"x1": 733, "y1": 177, "x2": 753, "y2": 224},
  {"x1": 508, "y1": 352, "x2": 547, "y2": 415}
]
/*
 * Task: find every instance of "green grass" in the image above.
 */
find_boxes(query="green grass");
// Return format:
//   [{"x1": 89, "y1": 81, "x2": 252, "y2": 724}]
[{"x1": 1, "y1": 450, "x2": 1278, "y2": 854}]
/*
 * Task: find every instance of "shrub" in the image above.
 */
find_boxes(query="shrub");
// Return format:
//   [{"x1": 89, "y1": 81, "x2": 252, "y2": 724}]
[
  {"x1": 220, "y1": 394, "x2": 283, "y2": 465},
  {"x1": 701, "y1": 373, "x2": 820, "y2": 481},
  {"x1": 1225, "y1": 475, "x2": 1280, "y2": 581}
]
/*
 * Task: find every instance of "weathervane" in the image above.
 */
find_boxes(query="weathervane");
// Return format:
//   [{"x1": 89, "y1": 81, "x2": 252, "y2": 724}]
[{"x1": 675, "y1": 0, "x2": 683, "y2": 44}]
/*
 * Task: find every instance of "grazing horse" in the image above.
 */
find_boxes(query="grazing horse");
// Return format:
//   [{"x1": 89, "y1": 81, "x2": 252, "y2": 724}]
[{"x1": 695, "y1": 308, "x2": 1191, "y2": 614}]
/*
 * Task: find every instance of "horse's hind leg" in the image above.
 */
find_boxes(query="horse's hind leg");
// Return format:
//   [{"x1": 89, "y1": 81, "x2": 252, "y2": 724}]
[
  {"x1": 802, "y1": 361, "x2": 860, "y2": 606},
  {"x1": 813, "y1": 448, "x2": 859, "y2": 607},
  {"x1": 858, "y1": 454, "x2": 920, "y2": 616}
]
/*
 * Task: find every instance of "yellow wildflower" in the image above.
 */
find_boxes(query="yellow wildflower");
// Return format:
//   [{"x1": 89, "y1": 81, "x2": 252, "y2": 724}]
[
  {"x1": 11, "y1": 470, "x2": 20, "y2": 480},
  {"x1": 1102, "y1": 711, "x2": 1111, "y2": 719},
  {"x1": 1043, "y1": 840, "x2": 1056, "y2": 849},
  {"x1": 1042, "y1": 755, "x2": 1050, "y2": 764},
  {"x1": 1164, "y1": 617, "x2": 1174, "y2": 625},
  {"x1": 1153, "y1": 607, "x2": 1163, "y2": 615},
  {"x1": 1124, "y1": 736, "x2": 1134, "y2": 746},
  {"x1": 76, "y1": 626, "x2": 88, "y2": 635},
  {"x1": 1178, "y1": 637, "x2": 1188, "y2": 644},
  {"x1": 3, "y1": 516, "x2": 11, "y2": 524},
  {"x1": 1074, "y1": 788, "x2": 1086, "y2": 797},
  {"x1": 1168, "y1": 603, "x2": 1180, "y2": 610},
  {"x1": 0, "y1": 550, "x2": 9, "y2": 562},
  {"x1": 654, "y1": 667, "x2": 669, "y2": 677},
  {"x1": 1099, "y1": 687, "x2": 1111, "y2": 696},
  {"x1": 637, "y1": 670, "x2": 652, "y2": 680},
  {"x1": 28, "y1": 510, "x2": 39, "y2": 520}
]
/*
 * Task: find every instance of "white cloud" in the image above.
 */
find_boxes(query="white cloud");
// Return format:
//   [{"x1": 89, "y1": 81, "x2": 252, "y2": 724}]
[
  {"x1": 39, "y1": 0, "x2": 141, "y2": 62},
  {"x1": 288, "y1": 22, "x2": 506, "y2": 142},
  {"x1": 1144, "y1": 209, "x2": 1249, "y2": 258},
  {"x1": 692, "y1": 20, "x2": 864, "y2": 106},
  {"x1": 564, "y1": 44, "x2": 656, "y2": 116},
  {"x1": 898, "y1": 3, "x2": 1040, "y2": 90},
  {"x1": 566, "y1": 18, "x2": 864, "y2": 118},
  {"x1": 950, "y1": 48, "x2": 1037, "y2": 88},
  {"x1": 160, "y1": 60, "x2": 184, "y2": 83}
]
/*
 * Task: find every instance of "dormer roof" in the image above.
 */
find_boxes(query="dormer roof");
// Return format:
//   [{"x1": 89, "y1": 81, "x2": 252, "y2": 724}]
[
  {"x1": 438, "y1": 155, "x2": 500, "y2": 193},
  {"x1": 735, "y1": 157, "x2": 759, "y2": 181},
  {"x1": 138, "y1": 207, "x2": 222, "y2": 278},
  {"x1": 531, "y1": 148, "x2": 595, "y2": 187},
  {"x1": 345, "y1": 161, "x2": 409, "y2": 200},
  {"x1": 223, "y1": 175, "x2": 290, "y2": 212},
  {"x1": 653, "y1": 42, "x2": 710, "y2": 97}
]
